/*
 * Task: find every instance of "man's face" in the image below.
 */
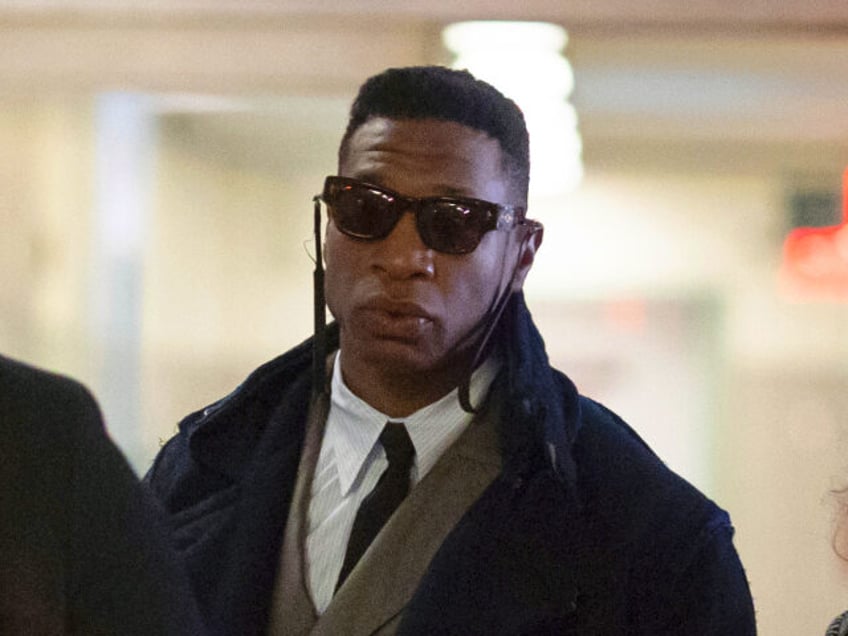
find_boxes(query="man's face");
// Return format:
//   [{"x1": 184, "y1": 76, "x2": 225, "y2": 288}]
[{"x1": 325, "y1": 116, "x2": 530, "y2": 383}]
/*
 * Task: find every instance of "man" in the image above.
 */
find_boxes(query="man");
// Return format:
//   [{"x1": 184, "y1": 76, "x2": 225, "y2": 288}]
[
  {"x1": 0, "y1": 354, "x2": 203, "y2": 634},
  {"x1": 146, "y1": 66, "x2": 756, "y2": 635}
]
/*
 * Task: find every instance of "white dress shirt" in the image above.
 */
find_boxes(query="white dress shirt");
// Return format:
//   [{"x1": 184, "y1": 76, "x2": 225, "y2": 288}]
[{"x1": 305, "y1": 352, "x2": 501, "y2": 613}]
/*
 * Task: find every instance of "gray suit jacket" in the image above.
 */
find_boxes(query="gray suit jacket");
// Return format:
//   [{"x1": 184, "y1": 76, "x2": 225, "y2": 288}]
[{"x1": 267, "y1": 387, "x2": 503, "y2": 635}]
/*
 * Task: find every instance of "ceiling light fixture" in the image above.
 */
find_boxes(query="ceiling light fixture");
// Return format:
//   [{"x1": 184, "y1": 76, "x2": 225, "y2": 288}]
[{"x1": 442, "y1": 20, "x2": 583, "y2": 197}]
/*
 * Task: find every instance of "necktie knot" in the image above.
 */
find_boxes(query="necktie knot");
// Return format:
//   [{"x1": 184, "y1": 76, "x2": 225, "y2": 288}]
[{"x1": 381, "y1": 421, "x2": 415, "y2": 470}]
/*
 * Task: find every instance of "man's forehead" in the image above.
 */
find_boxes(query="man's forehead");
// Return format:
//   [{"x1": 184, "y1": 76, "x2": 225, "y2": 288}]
[{"x1": 339, "y1": 117, "x2": 510, "y2": 201}]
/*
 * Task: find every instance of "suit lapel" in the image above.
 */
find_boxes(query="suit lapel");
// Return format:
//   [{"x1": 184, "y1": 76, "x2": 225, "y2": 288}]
[{"x1": 313, "y1": 400, "x2": 503, "y2": 636}]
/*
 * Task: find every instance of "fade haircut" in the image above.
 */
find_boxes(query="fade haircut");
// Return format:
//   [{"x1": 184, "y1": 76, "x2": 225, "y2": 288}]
[{"x1": 338, "y1": 65, "x2": 530, "y2": 204}]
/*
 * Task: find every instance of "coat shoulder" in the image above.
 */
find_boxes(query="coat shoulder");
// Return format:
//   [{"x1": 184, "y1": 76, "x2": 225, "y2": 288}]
[
  {"x1": 567, "y1": 396, "x2": 754, "y2": 633},
  {"x1": 573, "y1": 395, "x2": 723, "y2": 524},
  {"x1": 569, "y1": 395, "x2": 739, "y2": 584}
]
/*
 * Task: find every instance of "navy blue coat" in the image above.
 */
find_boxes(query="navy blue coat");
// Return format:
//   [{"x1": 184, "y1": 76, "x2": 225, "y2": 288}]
[{"x1": 145, "y1": 294, "x2": 756, "y2": 635}]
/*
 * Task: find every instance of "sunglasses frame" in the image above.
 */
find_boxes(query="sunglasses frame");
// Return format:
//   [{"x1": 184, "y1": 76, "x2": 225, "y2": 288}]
[{"x1": 319, "y1": 175, "x2": 528, "y2": 255}]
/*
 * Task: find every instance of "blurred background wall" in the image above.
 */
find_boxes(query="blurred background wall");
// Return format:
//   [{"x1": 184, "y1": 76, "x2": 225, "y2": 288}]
[{"x1": 1, "y1": 3, "x2": 847, "y2": 633}]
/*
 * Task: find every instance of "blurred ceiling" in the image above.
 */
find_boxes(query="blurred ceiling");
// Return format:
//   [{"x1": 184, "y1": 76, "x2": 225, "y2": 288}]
[
  {"x1": 1, "y1": 1, "x2": 847, "y2": 177},
  {"x1": 5, "y1": 1, "x2": 848, "y2": 27}
]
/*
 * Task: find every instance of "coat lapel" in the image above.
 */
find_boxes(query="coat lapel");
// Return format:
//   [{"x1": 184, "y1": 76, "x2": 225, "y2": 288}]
[
  {"x1": 208, "y1": 374, "x2": 313, "y2": 636},
  {"x1": 313, "y1": 400, "x2": 503, "y2": 636},
  {"x1": 266, "y1": 392, "x2": 328, "y2": 636}
]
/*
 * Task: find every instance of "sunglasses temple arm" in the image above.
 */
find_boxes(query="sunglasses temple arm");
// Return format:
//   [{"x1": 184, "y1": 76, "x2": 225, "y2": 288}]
[
  {"x1": 458, "y1": 226, "x2": 538, "y2": 413},
  {"x1": 458, "y1": 264, "x2": 518, "y2": 414},
  {"x1": 312, "y1": 196, "x2": 327, "y2": 400}
]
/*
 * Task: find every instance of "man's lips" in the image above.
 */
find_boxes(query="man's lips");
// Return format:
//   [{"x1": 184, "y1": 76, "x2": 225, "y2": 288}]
[
  {"x1": 362, "y1": 298, "x2": 434, "y2": 338},
  {"x1": 368, "y1": 298, "x2": 434, "y2": 320}
]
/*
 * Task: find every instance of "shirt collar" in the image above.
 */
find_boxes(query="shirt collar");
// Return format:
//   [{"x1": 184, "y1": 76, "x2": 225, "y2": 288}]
[{"x1": 326, "y1": 352, "x2": 501, "y2": 496}]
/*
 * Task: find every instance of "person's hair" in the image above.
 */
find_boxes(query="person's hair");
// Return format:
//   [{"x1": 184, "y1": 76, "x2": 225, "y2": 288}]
[{"x1": 338, "y1": 65, "x2": 530, "y2": 204}]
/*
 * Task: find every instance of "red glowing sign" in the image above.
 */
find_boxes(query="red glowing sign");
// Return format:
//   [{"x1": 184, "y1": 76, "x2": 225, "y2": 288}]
[{"x1": 779, "y1": 168, "x2": 848, "y2": 301}]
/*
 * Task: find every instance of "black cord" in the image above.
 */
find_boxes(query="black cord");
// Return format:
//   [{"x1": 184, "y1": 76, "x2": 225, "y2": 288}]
[{"x1": 312, "y1": 196, "x2": 327, "y2": 399}]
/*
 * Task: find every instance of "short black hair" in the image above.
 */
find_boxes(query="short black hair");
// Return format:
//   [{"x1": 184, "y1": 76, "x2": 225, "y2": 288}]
[{"x1": 339, "y1": 65, "x2": 530, "y2": 203}]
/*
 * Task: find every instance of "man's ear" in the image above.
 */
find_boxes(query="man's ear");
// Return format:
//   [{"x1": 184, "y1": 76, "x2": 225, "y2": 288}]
[{"x1": 510, "y1": 223, "x2": 544, "y2": 292}]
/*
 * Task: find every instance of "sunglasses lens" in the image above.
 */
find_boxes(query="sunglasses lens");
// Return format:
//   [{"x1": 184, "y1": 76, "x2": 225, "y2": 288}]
[
  {"x1": 419, "y1": 203, "x2": 485, "y2": 254},
  {"x1": 327, "y1": 183, "x2": 398, "y2": 239}
]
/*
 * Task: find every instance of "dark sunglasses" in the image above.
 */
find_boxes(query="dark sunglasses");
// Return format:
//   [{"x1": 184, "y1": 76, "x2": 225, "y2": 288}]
[{"x1": 318, "y1": 176, "x2": 528, "y2": 255}]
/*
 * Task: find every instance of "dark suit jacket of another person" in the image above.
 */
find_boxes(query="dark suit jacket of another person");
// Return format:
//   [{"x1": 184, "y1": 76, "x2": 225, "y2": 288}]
[{"x1": 0, "y1": 354, "x2": 203, "y2": 635}]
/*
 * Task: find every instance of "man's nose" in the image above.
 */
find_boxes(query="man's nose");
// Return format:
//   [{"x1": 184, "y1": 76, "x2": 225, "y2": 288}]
[{"x1": 375, "y1": 211, "x2": 435, "y2": 279}]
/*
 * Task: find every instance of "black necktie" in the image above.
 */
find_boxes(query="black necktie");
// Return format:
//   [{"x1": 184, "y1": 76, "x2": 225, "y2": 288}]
[{"x1": 336, "y1": 421, "x2": 415, "y2": 590}]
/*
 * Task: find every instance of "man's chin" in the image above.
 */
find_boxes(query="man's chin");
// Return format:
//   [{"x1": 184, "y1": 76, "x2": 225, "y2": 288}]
[{"x1": 359, "y1": 338, "x2": 435, "y2": 373}]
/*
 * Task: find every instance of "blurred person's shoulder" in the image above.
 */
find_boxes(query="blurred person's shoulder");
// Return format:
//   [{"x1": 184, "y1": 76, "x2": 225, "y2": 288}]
[
  {"x1": 0, "y1": 353, "x2": 98, "y2": 410},
  {"x1": 0, "y1": 353, "x2": 103, "y2": 449}
]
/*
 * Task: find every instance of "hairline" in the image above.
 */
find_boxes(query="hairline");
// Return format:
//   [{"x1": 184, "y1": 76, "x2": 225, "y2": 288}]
[{"x1": 337, "y1": 114, "x2": 528, "y2": 209}]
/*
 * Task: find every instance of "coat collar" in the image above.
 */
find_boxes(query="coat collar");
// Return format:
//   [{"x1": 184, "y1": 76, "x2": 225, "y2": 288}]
[
  {"x1": 497, "y1": 291, "x2": 582, "y2": 486},
  {"x1": 180, "y1": 327, "x2": 339, "y2": 481}
]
